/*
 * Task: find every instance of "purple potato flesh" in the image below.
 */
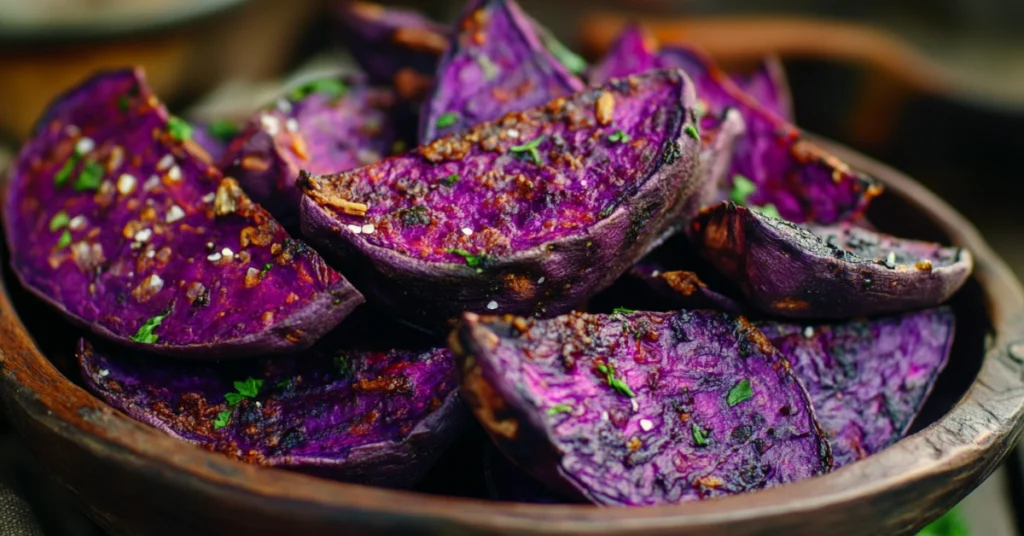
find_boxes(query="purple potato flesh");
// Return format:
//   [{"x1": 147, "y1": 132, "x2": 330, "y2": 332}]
[
  {"x1": 78, "y1": 339, "x2": 463, "y2": 486},
  {"x1": 4, "y1": 68, "x2": 363, "y2": 358},
  {"x1": 758, "y1": 308, "x2": 954, "y2": 467},
  {"x1": 630, "y1": 265, "x2": 745, "y2": 314},
  {"x1": 657, "y1": 46, "x2": 880, "y2": 224},
  {"x1": 452, "y1": 310, "x2": 831, "y2": 506},
  {"x1": 300, "y1": 69, "x2": 702, "y2": 326},
  {"x1": 734, "y1": 57, "x2": 793, "y2": 122},
  {"x1": 419, "y1": 0, "x2": 585, "y2": 142},
  {"x1": 586, "y1": 24, "x2": 658, "y2": 86},
  {"x1": 334, "y1": 1, "x2": 448, "y2": 85},
  {"x1": 191, "y1": 120, "x2": 241, "y2": 164},
  {"x1": 221, "y1": 78, "x2": 400, "y2": 226},
  {"x1": 693, "y1": 203, "x2": 972, "y2": 318}
]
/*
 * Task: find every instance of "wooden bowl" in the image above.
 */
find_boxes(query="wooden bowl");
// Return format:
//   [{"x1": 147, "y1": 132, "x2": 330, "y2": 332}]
[{"x1": 0, "y1": 142, "x2": 1022, "y2": 535}]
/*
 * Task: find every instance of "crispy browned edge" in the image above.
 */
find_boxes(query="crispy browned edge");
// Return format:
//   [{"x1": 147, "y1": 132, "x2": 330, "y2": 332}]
[{"x1": 0, "y1": 141, "x2": 1022, "y2": 535}]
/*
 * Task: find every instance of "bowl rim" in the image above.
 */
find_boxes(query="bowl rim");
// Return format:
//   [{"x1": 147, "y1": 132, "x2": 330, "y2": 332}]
[{"x1": 1, "y1": 140, "x2": 1023, "y2": 534}]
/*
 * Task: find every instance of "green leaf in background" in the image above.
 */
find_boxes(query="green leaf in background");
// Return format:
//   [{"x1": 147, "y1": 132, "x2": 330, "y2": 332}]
[{"x1": 917, "y1": 507, "x2": 969, "y2": 536}]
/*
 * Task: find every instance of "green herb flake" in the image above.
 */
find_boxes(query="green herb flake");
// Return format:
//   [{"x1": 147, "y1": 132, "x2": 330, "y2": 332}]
[
  {"x1": 443, "y1": 173, "x2": 461, "y2": 186},
  {"x1": 547, "y1": 403, "x2": 574, "y2": 415},
  {"x1": 435, "y1": 112, "x2": 460, "y2": 129},
  {"x1": 691, "y1": 422, "x2": 710, "y2": 446},
  {"x1": 684, "y1": 124, "x2": 701, "y2": 142},
  {"x1": 726, "y1": 379, "x2": 753, "y2": 407},
  {"x1": 234, "y1": 377, "x2": 264, "y2": 398},
  {"x1": 54, "y1": 155, "x2": 79, "y2": 186},
  {"x1": 598, "y1": 205, "x2": 614, "y2": 218},
  {"x1": 213, "y1": 410, "x2": 232, "y2": 430},
  {"x1": 596, "y1": 362, "x2": 635, "y2": 398},
  {"x1": 608, "y1": 130, "x2": 631, "y2": 144},
  {"x1": 752, "y1": 203, "x2": 782, "y2": 220},
  {"x1": 56, "y1": 230, "x2": 72, "y2": 249},
  {"x1": 447, "y1": 248, "x2": 488, "y2": 268},
  {"x1": 510, "y1": 135, "x2": 547, "y2": 165},
  {"x1": 49, "y1": 211, "x2": 70, "y2": 232},
  {"x1": 729, "y1": 175, "x2": 757, "y2": 205},
  {"x1": 290, "y1": 78, "x2": 348, "y2": 101},
  {"x1": 275, "y1": 379, "x2": 291, "y2": 390},
  {"x1": 333, "y1": 353, "x2": 353, "y2": 378},
  {"x1": 168, "y1": 116, "x2": 193, "y2": 141},
  {"x1": 72, "y1": 161, "x2": 105, "y2": 192},
  {"x1": 117, "y1": 96, "x2": 131, "y2": 113},
  {"x1": 612, "y1": 307, "x2": 635, "y2": 315},
  {"x1": 130, "y1": 310, "x2": 171, "y2": 344},
  {"x1": 208, "y1": 120, "x2": 241, "y2": 142},
  {"x1": 259, "y1": 262, "x2": 273, "y2": 280},
  {"x1": 474, "y1": 52, "x2": 500, "y2": 81},
  {"x1": 543, "y1": 35, "x2": 588, "y2": 74}
]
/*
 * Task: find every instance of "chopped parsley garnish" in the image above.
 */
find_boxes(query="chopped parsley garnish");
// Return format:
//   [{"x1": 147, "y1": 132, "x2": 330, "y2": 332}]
[
  {"x1": 684, "y1": 124, "x2": 701, "y2": 142},
  {"x1": 598, "y1": 205, "x2": 614, "y2": 218},
  {"x1": 49, "y1": 211, "x2": 70, "y2": 232},
  {"x1": 596, "y1": 362, "x2": 635, "y2": 398},
  {"x1": 225, "y1": 377, "x2": 264, "y2": 405},
  {"x1": 54, "y1": 155, "x2": 79, "y2": 186},
  {"x1": 729, "y1": 175, "x2": 757, "y2": 205},
  {"x1": 917, "y1": 507, "x2": 969, "y2": 536},
  {"x1": 612, "y1": 307, "x2": 635, "y2": 315},
  {"x1": 289, "y1": 78, "x2": 348, "y2": 101},
  {"x1": 259, "y1": 262, "x2": 273, "y2": 279},
  {"x1": 474, "y1": 52, "x2": 499, "y2": 80},
  {"x1": 130, "y1": 310, "x2": 171, "y2": 344},
  {"x1": 443, "y1": 173, "x2": 461, "y2": 186},
  {"x1": 213, "y1": 410, "x2": 232, "y2": 430},
  {"x1": 726, "y1": 379, "x2": 753, "y2": 407},
  {"x1": 56, "y1": 230, "x2": 72, "y2": 249},
  {"x1": 73, "y1": 161, "x2": 104, "y2": 192},
  {"x1": 547, "y1": 403, "x2": 573, "y2": 415},
  {"x1": 275, "y1": 379, "x2": 291, "y2": 390},
  {"x1": 208, "y1": 120, "x2": 241, "y2": 142},
  {"x1": 167, "y1": 116, "x2": 193, "y2": 141},
  {"x1": 447, "y1": 248, "x2": 488, "y2": 268},
  {"x1": 691, "y1": 422, "x2": 710, "y2": 446},
  {"x1": 435, "y1": 112, "x2": 460, "y2": 129},
  {"x1": 752, "y1": 203, "x2": 782, "y2": 220},
  {"x1": 608, "y1": 130, "x2": 631, "y2": 144},
  {"x1": 510, "y1": 136, "x2": 546, "y2": 165},
  {"x1": 333, "y1": 353, "x2": 353, "y2": 378}
]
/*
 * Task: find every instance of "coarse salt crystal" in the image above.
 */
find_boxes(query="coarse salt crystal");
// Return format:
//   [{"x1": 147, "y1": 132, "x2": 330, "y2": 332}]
[{"x1": 486, "y1": 300, "x2": 498, "y2": 310}]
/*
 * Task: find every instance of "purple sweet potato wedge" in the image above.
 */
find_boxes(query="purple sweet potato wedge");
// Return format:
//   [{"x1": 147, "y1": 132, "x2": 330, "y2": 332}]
[
  {"x1": 452, "y1": 310, "x2": 831, "y2": 506},
  {"x1": 335, "y1": 1, "x2": 448, "y2": 85},
  {"x1": 4, "y1": 68, "x2": 363, "y2": 358},
  {"x1": 758, "y1": 308, "x2": 954, "y2": 467},
  {"x1": 735, "y1": 56, "x2": 793, "y2": 122},
  {"x1": 221, "y1": 77, "x2": 401, "y2": 226},
  {"x1": 692, "y1": 203, "x2": 973, "y2": 318},
  {"x1": 300, "y1": 69, "x2": 702, "y2": 327},
  {"x1": 419, "y1": 0, "x2": 585, "y2": 142},
  {"x1": 630, "y1": 265, "x2": 745, "y2": 314},
  {"x1": 658, "y1": 46, "x2": 880, "y2": 224},
  {"x1": 586, "y1": 23, "x2": 658, "y2": 86},
  {"x1": 78, "y1": 339, "x2": 463, "y2": 485}
]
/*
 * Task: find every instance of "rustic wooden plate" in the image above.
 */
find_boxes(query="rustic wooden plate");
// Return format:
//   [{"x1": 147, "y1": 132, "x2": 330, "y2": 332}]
[{"x1": 0, "y1": 142, "x2": 1022, "y2": 535}]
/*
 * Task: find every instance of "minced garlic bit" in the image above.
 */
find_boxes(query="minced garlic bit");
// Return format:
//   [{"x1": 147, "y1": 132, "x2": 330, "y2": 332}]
[
  {"x1": 461, "y1": 227, "x2": 473, "y2": 236},
  {"x1": 285, "y1": 118, "x2": 300, "y2": 133},
  {"x1": 133, "y1": 228, "x2": 153, "y2": 243},
  {"x1": 260, "y1": 114, "x2": 281, "y2": 136},
  {"x1": 166, "y1": 205, "x2": 185, "y2": 223},
  {"x1": 221, "y1": 247, "x2": 234, "y2": 260},
  {"x1": 75, "y1": 137, "x2": 95, "y2": 155},
  {"x1": 207, "y1": 252, "x2": 223, "y2": 262},
  {"x1": 167, "y1": 165, "x2": 182, "y2": 181},
  {"x1": 157, "y1": 154, "x2": 174, "y2": 171},
  {"x1": 68, "y1": 215, "x2": 87, "y2": 231},
  {"x1": 361, "y1": 223, "x2": 375, "y2": 234},
  {"x1": 347, "y1": 224, "x2": 362, "y2": 234},
  {"x1": 639, "y1": 418, "x2": 654, "y2": 432},
  {"x1": 486, "y1": 300, "x2": 498, "y2": 310},
  {"x1": 116, "y1": 173, "x2": 137, "y2": 195},
  {"x1": 596, "y1": 91, "x2": 615, "y2": 126}
]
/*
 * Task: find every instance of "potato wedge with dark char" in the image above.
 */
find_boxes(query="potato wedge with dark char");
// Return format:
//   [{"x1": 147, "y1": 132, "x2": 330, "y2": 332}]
[
  {"x1": 693, "y1": 203, "x2": 972, "y2": 318},
  {"x1": 758, "y1": 308, "x2": 954, "y2": 467},
  {"x1": 301, "y1": 69, "x2": 702, "y2": 327},
  {"x1": 452, "y1": 310, "x2": 831, "y2": 506},
  {"x1": 78, "y1": 339, "x2": 463, "y2": 486},
  {"x1": 3, "y1": 69, "x2": 362, "y2": 358}
]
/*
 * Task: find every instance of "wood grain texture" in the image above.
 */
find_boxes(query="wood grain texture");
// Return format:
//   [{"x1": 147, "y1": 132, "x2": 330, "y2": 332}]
[{"x1": 0, "y1": 142, "x2": 1022, "y2": 535}]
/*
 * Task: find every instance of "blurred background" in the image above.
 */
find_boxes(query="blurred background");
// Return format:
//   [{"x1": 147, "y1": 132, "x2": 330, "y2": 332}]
[{"x1": 0, "y1": 0, "x2": 1022, "y2": 534}]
